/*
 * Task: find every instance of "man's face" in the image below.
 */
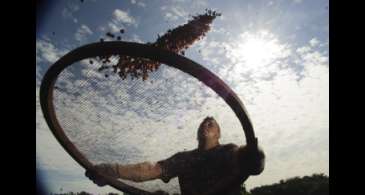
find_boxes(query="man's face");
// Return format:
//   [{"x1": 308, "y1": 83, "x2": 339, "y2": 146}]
[{"x1": 200, "y1": 117, "x2": 220, "y2": 140}]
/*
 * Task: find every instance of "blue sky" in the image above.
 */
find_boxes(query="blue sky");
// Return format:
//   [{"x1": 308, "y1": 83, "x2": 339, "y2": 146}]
[{"x1": 36, "y1": 0, "x2": 329, "y2": 194}]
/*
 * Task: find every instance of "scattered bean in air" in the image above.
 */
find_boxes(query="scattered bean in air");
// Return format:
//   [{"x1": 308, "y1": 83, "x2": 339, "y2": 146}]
[{"x1": 96, "y1": 9, "x2": 221, "y2": 81}]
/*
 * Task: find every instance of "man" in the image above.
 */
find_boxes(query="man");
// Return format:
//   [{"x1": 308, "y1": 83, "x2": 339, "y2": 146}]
[{"x1": 86, "y1": 116, "x2": 265, "y2": 195}]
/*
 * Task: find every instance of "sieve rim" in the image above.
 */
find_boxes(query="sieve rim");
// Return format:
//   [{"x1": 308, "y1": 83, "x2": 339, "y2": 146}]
[{"x1": 39, "y1": 41, "x2": 257, "y2": 195}]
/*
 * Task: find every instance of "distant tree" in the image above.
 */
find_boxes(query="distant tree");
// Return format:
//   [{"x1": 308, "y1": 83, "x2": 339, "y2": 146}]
[
  {"x1": 77, "y1": 191, "x2": 92, "y2": 195},
  {"x1": 249, "y1": 173, "x2": 329, "y2": 195}
]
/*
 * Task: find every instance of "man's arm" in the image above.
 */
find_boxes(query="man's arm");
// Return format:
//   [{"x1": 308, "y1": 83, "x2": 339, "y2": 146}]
[
  {"x1": 86, "y1": 161, "x2": 163, "y2": 186},
  {"x1": 115, "y1": 161, "x2": 162, "y2": 182},
  {"x1": 86, "y1": 152, "x2": 185, "y2": 186}
]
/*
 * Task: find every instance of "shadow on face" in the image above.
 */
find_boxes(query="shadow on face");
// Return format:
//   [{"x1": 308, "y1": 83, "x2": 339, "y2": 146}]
[{"x1": 197, "y1": 116, "x2": 220, "y2": 141}]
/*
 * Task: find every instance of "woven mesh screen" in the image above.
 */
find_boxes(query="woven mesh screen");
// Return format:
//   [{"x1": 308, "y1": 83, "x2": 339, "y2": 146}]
[{"x1": 52, "y1": 54, "x2": 246, "y2": 194}]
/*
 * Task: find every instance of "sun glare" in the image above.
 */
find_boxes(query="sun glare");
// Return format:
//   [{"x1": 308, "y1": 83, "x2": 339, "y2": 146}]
[
  {"x1": 228, "y1": 31, "x2": 288, "y2": 74},
  {"x1": 239, "y1": 36, "x2": 268, "y2": 66}
]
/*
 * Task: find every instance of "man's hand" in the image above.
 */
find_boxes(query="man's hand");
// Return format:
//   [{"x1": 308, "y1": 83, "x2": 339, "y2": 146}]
[{"x1": 85, "y1": 163, "x2": 120, "y2": 187}]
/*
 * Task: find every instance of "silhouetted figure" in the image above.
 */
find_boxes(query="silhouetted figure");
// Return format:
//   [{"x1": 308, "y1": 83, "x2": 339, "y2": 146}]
[{"x1": 86, "y1": 117, "x2": 265, "y2": 195}]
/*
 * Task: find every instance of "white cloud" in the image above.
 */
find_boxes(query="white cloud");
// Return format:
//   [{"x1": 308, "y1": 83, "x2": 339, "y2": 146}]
[
  {"x1": 244, "y1": 63, "x2": 328, "y2": 189},
  {"x1": 199, "y1": 40, "x2": 226, "y2": 66},
  {"x1": 309, "y1": 37, "x2": 319, "y2": 47},
  {"x1": 98, "y1": 26, "x2": 106, "y2": 32},
  {"x1": 36, "y1": 116, "x2": 120, "y2": 194},
  {"x1": 225, "y1": 37, "x2": 329, "y2": 189},
  {"x1": 36, "y1": 127, "x2": 80, "y2": 172},
  {"x1": 125, "y1": 34, "x2": 144, "y2": 43},
  {"x1": 165, "y1": 12, "x2": 177, "y2": 21},
  {"x1": 62, "y1": 8, "x2": 73, "y2": 18},
  {"x1": 137, "y1": 1, "x2": 146, "y2": 7},
  {"x1": 161, "y1": 5, "x2": 188, "y2": 21},
  {"x1": 36, "y1": 38, "x2": 68, "y2": 64},
  {"x1": 74, "y1": 24, "x2": 93, "y2": 42},
  {"x1": 217, "y1": 30, "x2": 292, "y2": 82},
  {"x1": 101, "y1": 9, "x2": 137, "y2": 33},
  {"x1": 62, "y1": 2, "x2": 80, "y2": 21},
  {"x1": 192, "y1": 0, "x2": 208, "y2": 7},
  {"x1": 296, "y1": 45, "x2": 311, "y2": 54},
  {"x1": 107, "y1": 22, "x2": 125, "y2": 33},
  {"x1": 130, "y1": 0, "x2": 146, "y2": 7},
  {"x1": 171, "y1": 7, "x2": 187, "y2": 18},
  {"x1": 295, "y1": 40, "x2": 328, "y2": 69},
  {"x1": 113, "y1": 9, "x2": 136, "y2": 25},
  {"x1": 161, "y1": 5, "x2": 167, "y2": 11}
]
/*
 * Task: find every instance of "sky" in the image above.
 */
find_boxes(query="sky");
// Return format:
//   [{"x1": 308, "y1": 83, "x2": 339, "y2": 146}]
[{"x1": 36, "y1": 0, "x2": 329, "y2": 194}]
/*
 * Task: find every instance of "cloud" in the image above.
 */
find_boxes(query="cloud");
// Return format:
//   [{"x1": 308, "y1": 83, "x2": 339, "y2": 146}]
[
  {"x1": 106, "y1": 22, "x2": 124, "y2": 34},
  {"x1": 130, "y1": 0, "x2": 146, "y2": 7},
  {"x1": 293, "y1": 0, "x2": 303, "y2": 3},
  {"x1": 124, "y1": 34, "x2": 144, "y2": 43},
  {"x1": 137, "y1": 1, "x2": 146, "y2": 7},
  {"x1": 309, "y1": 37, "x2": 319, "y2": 47},
  {"x1": 62, "y1": 1, "x2": 80, "y2": 21},
  {"x1": 199, "y1": 40, "x2": 227, "y2": 68},
  {"x1": 197, "y1": 30, "x2": 292, "y2": 84},
  {"x1": 161, "y1": 5, "x2": 188, "y2": 21},
  {"x1": 36, "y1": 130, "x2": 120, "y2": 194},
  {"x1": 230, "y1": 38, "x2": 328, "y2": 189},
  {"x1": 296, "y1": 45, "x2": 311, "y2": 54},
  {"x1": 113, "y1": 9, "x2": 136, "y2": 25},
  {"x1": 36, "y1": 38, "x2": 68, "y2": 64},
  {"x1": 36, "y1": 126, "x2": 80, "y2": 172},
  {"x1": 245, "y1": 64, "x2": 328, "y2": 189},
  {"x1": 101, "y1": 9, "x2": 137, "y2": 33},
  {"x1": 74, "y1": 24, "x2": 93, "y2": 42}
]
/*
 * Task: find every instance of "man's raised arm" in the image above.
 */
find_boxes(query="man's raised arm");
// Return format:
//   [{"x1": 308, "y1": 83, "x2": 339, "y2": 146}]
[
  {"x1": 85, "y1": 161, "x2": 163, "y2": 186},
  {"x1": 116, "y1": 161, "x2": 163, "y2": 182}
]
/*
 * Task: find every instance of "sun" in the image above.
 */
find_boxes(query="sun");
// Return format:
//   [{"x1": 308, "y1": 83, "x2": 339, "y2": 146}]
[
  {"x1": 228, "y1": 31, "x2": 287, "y2": 73},
  {"x1": 239, "y1": 36, "x2": 269, "y2": 66}
]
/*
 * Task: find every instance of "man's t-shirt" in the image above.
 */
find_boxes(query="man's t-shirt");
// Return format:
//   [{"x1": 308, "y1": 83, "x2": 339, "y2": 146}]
[{"x1": 157, "y1": 144, "x2": 249, "y2": 195}]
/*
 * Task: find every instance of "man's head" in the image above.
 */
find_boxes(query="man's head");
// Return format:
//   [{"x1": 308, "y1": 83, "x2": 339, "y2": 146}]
[{"x1": 197, "y1": 116, "x2": 221, "y2": 144}]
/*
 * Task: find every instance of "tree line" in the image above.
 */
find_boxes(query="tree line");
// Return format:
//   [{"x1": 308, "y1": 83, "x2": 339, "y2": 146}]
[
  {"x1": 240, "y1": 173, "x2": 329, "y2": 195},
  {"x1": 52, "y1": 173, "x2": 328, "y2": 195}
]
